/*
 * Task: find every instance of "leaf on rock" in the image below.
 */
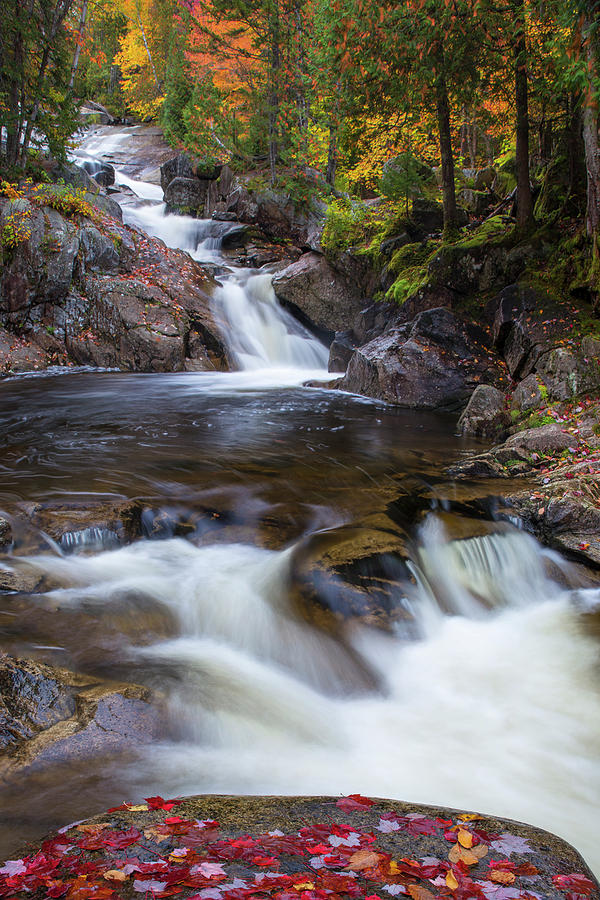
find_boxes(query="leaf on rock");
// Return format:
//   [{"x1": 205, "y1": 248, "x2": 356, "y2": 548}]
[
  {"x1": 408, "y1": 886, "x2": 436, "y2": 900},
  {"x1": 457, "y1": 829, "x2": 474, "y2": 849},
  {"x1": 490, "y1": 870, "x2": 516, "y2": 885},
  {"x1": 346, "y1": 850, "x2": 383, "y2": 871},
  {"x1": 336, "y1": 795, "x2": 375, "y2": 812},
  {"x1": 446, "y1": 870, "x2": 459, "y2": 890},
  {"x1": 448, "y1": 844, "x2": 480, "y2": 866},
  {"x1": 103, "y1": 870, "x2": 128, "y2": 882}
]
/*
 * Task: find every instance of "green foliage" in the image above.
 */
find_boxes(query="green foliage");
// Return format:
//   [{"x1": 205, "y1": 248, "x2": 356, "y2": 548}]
[
  {"x1": 379, "y1": 153, "x2": 429, "y2": 212},
  {"x1": 161, "y1": 29, "x2": 193, "y2": 145},
  {"x1": 321, "y1": 198, "x2": 371, "y2": 256}
]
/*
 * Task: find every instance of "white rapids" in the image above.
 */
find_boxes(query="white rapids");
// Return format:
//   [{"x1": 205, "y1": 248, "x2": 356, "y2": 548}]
[
  {"x1": 20, "y1": 521, "x2": 600, "y2": 875},
  {"x1": 53, "y1": 128, "x2": 600, "y2": 877}
]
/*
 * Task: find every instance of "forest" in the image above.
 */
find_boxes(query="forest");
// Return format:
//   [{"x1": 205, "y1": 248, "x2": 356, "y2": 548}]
[{"x1": 1, "y1": 0, "x2": 599, "y2": 249}]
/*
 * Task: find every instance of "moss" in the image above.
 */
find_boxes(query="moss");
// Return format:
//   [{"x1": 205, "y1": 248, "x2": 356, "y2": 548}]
[
  {"x1": 453, "y1": 215, "x2": 512, "y2": 251},
  {"x1": 518, "y1": 412, "x2": 555, "y2": 430},
  {"x1": 385, "y1": 240, "x2": 440, "y2": 305}
]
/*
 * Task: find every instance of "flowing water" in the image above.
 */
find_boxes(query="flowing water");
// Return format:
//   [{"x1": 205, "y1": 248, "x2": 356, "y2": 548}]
[{"x1": 0, "y1": 133, "x2": 599, "y2": 874}]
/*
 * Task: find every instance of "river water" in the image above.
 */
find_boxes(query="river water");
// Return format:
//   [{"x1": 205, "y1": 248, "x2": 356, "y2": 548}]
[{"x1": 0, "y1": 134, "x2": 599, "y2": 874}]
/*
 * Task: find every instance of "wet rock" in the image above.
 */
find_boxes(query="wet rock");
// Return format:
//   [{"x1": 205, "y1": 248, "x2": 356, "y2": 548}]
[
  {"x1": 458, "y1": 384, "x2": 510, "y2": 440},
  {"x1": 0, "y1": 656, "x2": 75, "y2": 751},
  {"x1": 0, "y1": 519, "x2": 11, "y2": 547},
  {"x1": 92, "y1": 164, "x2": 115, "y2": 188},
  {"x1": 508, "y1": 494, "x2": 600, "y2": 566},
  {"x1": 272, "y1": 252, "x2": 365, "y2": 334},
  {"x1": 328, "y1": 330, "x2": 357, "y2": 373},
  {"x1": 24, "y1": 498, "x2": 143, "y2": 548},
  {"x1": 338, "y1": 308, "x2": 501, "y2": 409},
  {"x1": 0, "y1": 655, "x2": 160, "y2": 778},
  {"x1": 289, "y1": 519, "x2": 414, "y2": 633},
  {"x1": 6, "y1": 794, "x2": 597, "y2": 900}
]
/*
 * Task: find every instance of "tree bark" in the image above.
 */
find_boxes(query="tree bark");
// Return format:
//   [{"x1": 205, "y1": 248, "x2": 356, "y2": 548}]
[
  {"x1": 582, "y1": 15, "x2": 600, "y2": 246},
  {"x1": 434, "y1": 48, "x2": 458, "y2": 235},
  {"x1": 512, "y1": 0, "x2": 534, "y2": 231},
  {"x1": 268, "y1": 0, "x2": 280, "y2": 185},
  {"x1": 68, "y1": 0, "x2": 89, "y2": 92}
]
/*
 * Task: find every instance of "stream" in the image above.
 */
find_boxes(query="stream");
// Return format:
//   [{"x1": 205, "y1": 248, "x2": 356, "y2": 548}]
[{"x1": 0, "y1": 130, "x2": 599, "y2": 875}]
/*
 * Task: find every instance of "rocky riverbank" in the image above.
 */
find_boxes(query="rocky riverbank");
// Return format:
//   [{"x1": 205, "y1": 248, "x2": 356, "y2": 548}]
[
  {"x1": 0, "y1": 163, "x2": 228, "y2": 373},
  {"x1": 1, "y1": 794, "x2": 597, "y2": 898}
]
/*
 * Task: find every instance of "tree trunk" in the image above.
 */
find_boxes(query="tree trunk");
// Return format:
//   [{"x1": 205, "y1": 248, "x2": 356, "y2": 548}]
[
  {"x1": 68, "y1": 0, "x2": 89, "y2": 92},
  {"x1": 582, "y1": 15, "x2": 600, "y2": 246},
  {"x1": 326, "y1": 121, "x2": 337, "y2": 186},
  {"x1": 434, "y1": 49, "x2": 458, "y2": 235},
  {"x1": 268, "y1": 1, "x2": 280, "y2": 185},
  {"x1": 512, "y1": 0, "x2": 534, "y2": 231},
  {"x1": 136, "y1": 9, "x2": 160, "y2": 92}
]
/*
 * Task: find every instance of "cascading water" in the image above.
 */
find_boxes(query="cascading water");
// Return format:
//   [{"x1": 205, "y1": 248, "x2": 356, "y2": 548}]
[
  {"x1": 72, "y1": 145, "x2": 331, "y2": 375},
  {"x1": 12, "y1": 518, "x2": 600, "y2": 874},
  {"x1": 1, "y1": 128, "x2": 597, "y2": 875}
]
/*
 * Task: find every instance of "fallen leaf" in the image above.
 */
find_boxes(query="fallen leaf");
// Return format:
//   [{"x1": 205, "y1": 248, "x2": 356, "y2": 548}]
[
  {"x1": 104, "y1": 870, "x2": 128, "y2": 881},
  {"x1": 346, "y1": 850, "x2": 383, "y2": 871},
  {"x1": 336, "y1": 794, "x2": 374, "y2": 812},
  {"x1": 446, "y1": 870, "x2": 459, "y2": 890},
  {"x1": 408, "y1": 886, "x2": 436, "y2": 900},
  {"x1": 457, "y1": 829, "x2": 474, "y2": 849},
  {"x1": 490, "y1": 870, "x2": 516, "y2": 884},
  {"x1": 448, "y1": 843, "x2": 480, "y2": 866}
]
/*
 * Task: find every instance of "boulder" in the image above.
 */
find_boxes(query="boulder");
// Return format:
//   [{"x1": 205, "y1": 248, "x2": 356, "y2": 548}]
[
  {"x1": 338, "y1": 308, "x2": 502, "y2": 409},
  {"x1": 272, "y1": 252, "x2": 365, "y2": 334},
  {"x1": 537, "y1": 344, "x2": 600, "y2": 401},
  {"x1": 2, "y1": 794, "x2": 596, "y2": 900},
  {"x1": 458, "y1": 384, "x2": 510, "y2": 440},
  {"x1": 164, "y1": 175, "x2": 209, "y2": 217},
  {"x1": 429, "y1": 242, "x2": 531, "y2": 296},
  {"x1": 411, "y1": 198, "x2": 444, "y2": 234},
  {"x1": 328, "y1": 330, "x2": 357, "y2": 373},
  {"x1": 474, "y1": 166, "x2": 497, "y2": 191},
  {"x1": 0, "y1": 518, "x2": 11, "y2": 546},
  {"x1": 92, "y1": 164, "x2": 115, "y2": 188},
  {"x1": 460, "y1": 188, "x2": 493, "y2": 216},
  {"x1": 511, "y1": 373, "x2": 544, "y2": 412},
  {"x1": 504, "y1": 423, "x2": 575, "y2": 455}
]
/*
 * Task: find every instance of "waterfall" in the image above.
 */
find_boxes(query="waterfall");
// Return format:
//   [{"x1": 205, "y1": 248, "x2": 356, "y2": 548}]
[{"x1": 71, "y1": 142, "x2": 331, "y2": 378}]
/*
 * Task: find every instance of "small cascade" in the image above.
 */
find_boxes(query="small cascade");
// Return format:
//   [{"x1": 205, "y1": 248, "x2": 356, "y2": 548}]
[
  {"x1": 407, "y1": 518, "x2": 567, "y2": 632},
  {"x1": 215, "y1": 271, "x2": 329, "y2": 371}
]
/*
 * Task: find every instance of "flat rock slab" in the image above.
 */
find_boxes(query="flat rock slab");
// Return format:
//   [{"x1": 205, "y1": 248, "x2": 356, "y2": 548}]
[{"x1": 2, "y1": 794, "x2": 597, "y2": 898}]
